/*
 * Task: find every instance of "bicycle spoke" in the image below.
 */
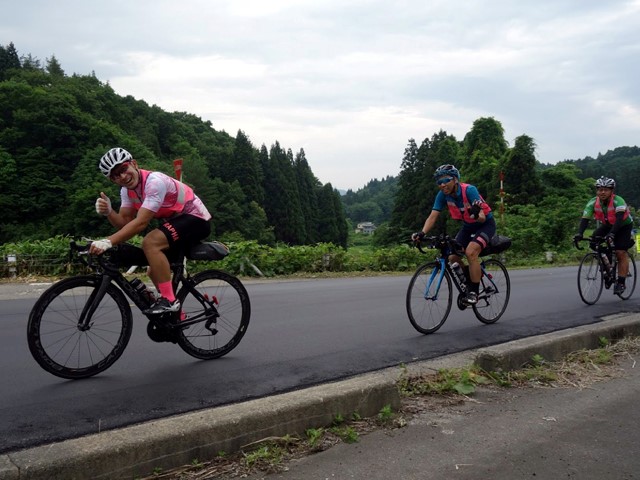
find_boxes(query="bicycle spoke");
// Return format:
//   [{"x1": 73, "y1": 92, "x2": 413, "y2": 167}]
[
  {"x1": 473, "y1": 259, "x2": 510, "y2": 324},
  {"x1": 176, "y1": 270, "x2": 250, "y2": 359},
  {"x1": 27, "y1": 277, "x2": 132, "y2": 379},
  {"x1": 406, "y1": 262, "x2": 452, "y2": 334},
  {"x1": 577, "y1": 253, "x2": 604, "y2": 305}
]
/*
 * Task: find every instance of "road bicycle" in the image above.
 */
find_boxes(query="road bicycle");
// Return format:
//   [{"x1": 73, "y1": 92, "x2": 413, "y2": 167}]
[
  {"x1": 27, "y1": 240, "x2": 251, "y2": 379},
  {"x1": 406, "y1": 233, "x2": 511, "y2": 334},
  {"x1": 574, "y1": 235, "x2": 637, "y2": 305}
]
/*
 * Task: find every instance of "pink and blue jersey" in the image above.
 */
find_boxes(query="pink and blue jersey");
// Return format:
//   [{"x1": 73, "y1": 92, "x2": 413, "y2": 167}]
[{"x1": 432, "y1": 183, "x2": 493, "y2": 224}]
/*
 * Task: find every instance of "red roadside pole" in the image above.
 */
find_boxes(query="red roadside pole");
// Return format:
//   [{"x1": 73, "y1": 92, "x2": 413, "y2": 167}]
[
  {"x1": 173, "y1": 158, "x2": 183, "y2": 182},
  {"x1": 499, "y1": 171, "x2": 505, "y2": 226}
]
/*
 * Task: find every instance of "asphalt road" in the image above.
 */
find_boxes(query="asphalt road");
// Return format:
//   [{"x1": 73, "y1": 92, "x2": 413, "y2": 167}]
[{"x1": 1, "y1": 266, "x2": 639, "y2": 454}]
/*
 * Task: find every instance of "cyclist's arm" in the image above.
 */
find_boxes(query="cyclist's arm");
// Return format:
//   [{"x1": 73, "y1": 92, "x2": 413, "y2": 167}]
[
  {"x1": 465, "y1": 185, "x2": 488, "y2": 223},
  {"x1": 577, "y1": 198, "x2": 596, "y2": 236},
  {"x1": 106, "y1": 207, "x2": 155, "y2": 247},
  {"x1": 104, "y1": 206, "x2": 136, "y2": 229},
  {"x1": 576, "y1": 218, "x2": 590, "y2": 236},
  {"x1": 611, "y1": 195, "x2": 632, "y2": 234},
  {"x1": 419, "y1": 209, "x2": 441, "y2": 235},
  {"x1": 610, "y1": 211, "x2": 626, "y2": 235}
]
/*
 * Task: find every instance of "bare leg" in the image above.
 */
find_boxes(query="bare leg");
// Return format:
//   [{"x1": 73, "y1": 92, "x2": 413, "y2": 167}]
[
  {"x1": 465, "y1": 242, "x2": 483, "y2": 283},
  {"x1": 616, "y1": 249, "x2": 629, "y2": 278},
  {"x1": 142, "y1": 230, "x2": 171, "y2": 286}
]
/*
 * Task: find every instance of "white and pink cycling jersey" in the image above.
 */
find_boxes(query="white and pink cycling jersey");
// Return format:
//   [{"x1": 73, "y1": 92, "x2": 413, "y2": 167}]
[{"x1": 120, "y1": 171, "x2": 211, "y2": 221}]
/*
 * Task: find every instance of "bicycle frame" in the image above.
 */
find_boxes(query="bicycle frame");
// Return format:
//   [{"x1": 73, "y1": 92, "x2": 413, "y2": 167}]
[
  {"x1": 419, "y1": 236, "x2": 499, "y2": 302},
  {"x1": 574, "y1": 237, "x2": 616, "y2": 280},
  {"x1": 574, "y1": 235, "x2": 637, "y2": 304},
  {"x1": 72, "y1": 241, "x2": 220, "y2": 330},
  {"x1": 29, "y1": 239, "x2": 250, "y2": 379},
  {"x1": 407, "y1": 232, "x2": 511, "y2": 334}
]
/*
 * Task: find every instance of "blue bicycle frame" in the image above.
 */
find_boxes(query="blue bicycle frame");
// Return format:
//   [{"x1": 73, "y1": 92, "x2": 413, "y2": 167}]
[{"x1": 423, "y1": 259, "x2": 497, "y2": 301}]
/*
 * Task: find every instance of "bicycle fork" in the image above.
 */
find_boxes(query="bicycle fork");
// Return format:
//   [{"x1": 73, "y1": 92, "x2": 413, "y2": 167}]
[
  {"x1": 77, "y1": 275, "x2": 111, "y2": 331},
  {"x1": 424, "y1": 260, "x2": 448, "y2": 300}
]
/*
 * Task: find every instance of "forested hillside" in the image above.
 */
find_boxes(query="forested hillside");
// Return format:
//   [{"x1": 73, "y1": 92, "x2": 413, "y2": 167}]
[
  {"x1": 341, "y1": 176, "x2": 397, "y2": 225},
  {"x1": 374, "y1": 118, "x2": 638, "y2": 254},
  {"x1": 343, "y1": 131, "x2": 640, "y2": 249},
  {"x1": 0, "y1": 42, "x2": 348, "y2": 246},
  {"x1": 566, "y1": 146, "x2": 640, "y2": 208}
]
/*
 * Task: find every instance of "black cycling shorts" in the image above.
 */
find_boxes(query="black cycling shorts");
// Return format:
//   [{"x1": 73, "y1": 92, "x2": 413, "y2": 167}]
[
  {"x1": 455, "y1": 216, "x2": 497, "y2": 251},
  {"x1": 593, "y1": 222, "x2": 634, "y2": 250},
  {"x1": 157, "y1": 214, "x2": 211, "y2": 250}
]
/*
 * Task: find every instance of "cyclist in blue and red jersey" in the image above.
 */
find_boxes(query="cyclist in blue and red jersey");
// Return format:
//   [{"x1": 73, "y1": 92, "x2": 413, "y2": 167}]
[
  {"x1": 573, "y1": 176, "x2": 634, "y2": 295},
  {"x1": 90, "y1": 147, "x2": 212, "y2": 315},
  {"x1": 411, "y1": 164, "x2": 496, "y2": 305}
]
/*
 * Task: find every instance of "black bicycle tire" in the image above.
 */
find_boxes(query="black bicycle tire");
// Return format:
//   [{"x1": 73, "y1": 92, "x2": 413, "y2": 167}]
[
  {"x1": 473, "y1": 258, "x2": 510, "y2": 324},
  {"x1": 176, "y1": 269, "x2": 251, "y2": 359},
  {"x1": 577, "y1": 252, "x2": 604, "y2": 305},
  {"x1": 406, "y1": 261, "x2": 452, "y2": 334},
  {"x1": 617, "y1": 251, "x2": 637, "y2": 300},
  {"x1": 27, "y1": 275, "x2": 133, "y2": 379}
]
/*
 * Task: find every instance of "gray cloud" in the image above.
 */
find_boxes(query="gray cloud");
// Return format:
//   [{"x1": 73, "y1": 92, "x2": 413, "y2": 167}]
[{"x1": 1, "y1": 0, "x2": 639, "y2": 189}]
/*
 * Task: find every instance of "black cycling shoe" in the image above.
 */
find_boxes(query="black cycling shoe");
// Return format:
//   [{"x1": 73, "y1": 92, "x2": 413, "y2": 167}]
[
  {"x1": 144, "y1": 297, "x2": 181, "y2": 315},
  {"x1": 614, "y1": 283, "x2": 626, "y2": 295},
  {"x1": 463, "y1": 292, "x2": 478, "y2": 305}
]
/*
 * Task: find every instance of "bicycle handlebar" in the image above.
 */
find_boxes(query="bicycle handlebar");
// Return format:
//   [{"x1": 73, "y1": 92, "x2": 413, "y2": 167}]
[
  {"x1": 69, "y1": 240, "x2": 118, "y2": 272},
  {"x1": 413, "y1": 234, "x2": 455, "y2": 255},
  {"x1": 573, "y1": 235, "x2": 614, "y2": 251}
]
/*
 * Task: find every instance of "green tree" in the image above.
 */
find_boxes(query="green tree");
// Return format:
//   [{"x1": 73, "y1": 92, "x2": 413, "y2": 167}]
[
  {"x1": 501, "y1": 134, "x2": 541, "y2": 206},
  {"x1": 45, "y1": 55, "x2": 65, "y2": 77},
  {"x1": 294, "y1": 149, "x2": 320, "y2": 243},
  {"x1": 262, "y1": 142, "x2": 305, "y2": 244},
  {"x1": 461, "y1": 117, "x2": 508, "y2": 202},
  {"x1": 0, "y1": 42, "x2": 21, "y2": 81},
  {"x1": 20, "y1": 53, "x2": 41, "y2": 70},
  {"x1": 317, "y1": 183, "x2": 349, "y2": 247},
  {"x1": 231, "y1": 130, "x2": 263, "y2": 204},
  {"x1": 384, "y1": 131, "x2": 460, "y2": 245}
]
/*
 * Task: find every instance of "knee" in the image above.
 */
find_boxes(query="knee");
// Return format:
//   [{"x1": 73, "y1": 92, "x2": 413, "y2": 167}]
[
  {"x1": 466, "y1": 247, "x2": 479, "y2": 261},
  {"x1": 142, "y1": 232, "x2": 165, "y2": 253}
]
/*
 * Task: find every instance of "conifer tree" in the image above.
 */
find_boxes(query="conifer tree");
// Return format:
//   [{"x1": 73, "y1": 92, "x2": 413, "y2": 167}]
[{"x1": 501, "y1": 134, "x2": 541, "y2": 205}]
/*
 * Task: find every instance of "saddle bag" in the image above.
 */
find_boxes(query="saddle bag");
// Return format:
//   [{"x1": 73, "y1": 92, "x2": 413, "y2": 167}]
[
  {"x1": 187, "y1": 241, "x2": 230, "y2": 261},
  {"x1": 482, "y1": 235, "x2": 512, "y2": 256}
]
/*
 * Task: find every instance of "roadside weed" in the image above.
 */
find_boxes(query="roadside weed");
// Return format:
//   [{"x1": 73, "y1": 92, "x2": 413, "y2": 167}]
[
  {"x1": 399, "y1": 366, "x2": 490, "y2": 396},
  {"x1": 306, "y1": 427, "x2": 324, "y2": 447},
  {"x1": 329, "y1": 425, "x2": 359, "y2": 443},
  {"x1": 332, "y1": 413, "x2": 345, "y2": 426},
  {"x1": 378, "y1": 404, "x2": 393, "y2": 423},
  {"x1": 243, "y1": 444, "x2": 285, "y2": 469}
]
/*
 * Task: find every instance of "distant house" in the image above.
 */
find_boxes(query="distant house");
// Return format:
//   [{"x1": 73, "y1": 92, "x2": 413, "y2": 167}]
[{"x1": 355, "y1": 222, "x2": 376, "y2": 235}]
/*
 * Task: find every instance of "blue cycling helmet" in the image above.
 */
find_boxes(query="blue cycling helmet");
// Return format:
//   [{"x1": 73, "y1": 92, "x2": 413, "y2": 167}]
[{"x1": 433, "y1": 164, "x2": 460, "y2": 179}]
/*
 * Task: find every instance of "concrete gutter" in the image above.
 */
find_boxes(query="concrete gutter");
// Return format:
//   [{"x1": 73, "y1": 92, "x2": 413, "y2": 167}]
[{"x1": 2, "y1": 313, "x2": 639, "y2": 480}]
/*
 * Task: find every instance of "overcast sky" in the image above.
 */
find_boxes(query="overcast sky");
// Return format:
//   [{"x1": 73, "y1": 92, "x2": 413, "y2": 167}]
[{"x1": 2, "y1": 0, "x2": 639, "y2": 190}]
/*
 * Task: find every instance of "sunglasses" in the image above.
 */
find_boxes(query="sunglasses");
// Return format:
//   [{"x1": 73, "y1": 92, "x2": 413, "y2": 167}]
[
  {"x1": 436, "y1": 177, "x2": 455, "y2": 186},
  {"x1": 109, "y1": 162, "x2": 131, "y2": 179}
]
